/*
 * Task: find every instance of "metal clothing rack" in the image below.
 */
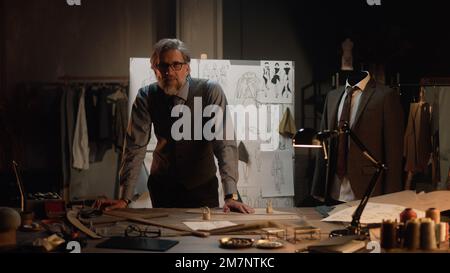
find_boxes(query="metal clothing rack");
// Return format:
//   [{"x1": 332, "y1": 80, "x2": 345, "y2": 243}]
[
  {"x1": 57, "y1": 75, "x2": 129, "y2": 86},
  {"x1": 395, "y1": 77, "x2": 450, "y2": 88},
  {"x1": 21, "y1": 76, "x2": 130, "y2": 90}
]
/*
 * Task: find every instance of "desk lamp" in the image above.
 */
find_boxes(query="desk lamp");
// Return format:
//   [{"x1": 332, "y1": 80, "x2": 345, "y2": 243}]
[{"x1": 293, "y1": 122, "x2": 387, "y2": 237}]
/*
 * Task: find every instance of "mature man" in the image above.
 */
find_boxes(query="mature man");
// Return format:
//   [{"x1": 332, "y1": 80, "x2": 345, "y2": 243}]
[{"x1": 97, "y1": 38, "x2": 254, "y2": 213}]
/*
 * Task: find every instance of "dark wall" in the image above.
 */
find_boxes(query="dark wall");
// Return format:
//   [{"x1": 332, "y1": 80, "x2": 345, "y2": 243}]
[
  {"x1": 0, "y1": 0, "x2": 8, "y2": 171},
  {"x1": 154, "y1": 0, "x2": 177, "y2": 41},
  {"x1": 223, "y1": 0, "x2": 314, "y2": 122},
  {"x1": 4, "y1": 0, "x2": 154, "y2": 96},
  {"x1": 226, "y1": 0, "x2": 450, "y2": 84},
  {"x1": 0, "y1": 0, "x2": 156, "y2": 197},
  {"x1": 0, "y1": 0, "x2": 4, "y2": 93},
  {"x1": 291, "y1": 0, "x2": 450, "y2": 83}
]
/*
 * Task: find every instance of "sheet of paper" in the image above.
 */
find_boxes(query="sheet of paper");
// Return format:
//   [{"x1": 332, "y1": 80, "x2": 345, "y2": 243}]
[
  {"x1": 330, "y1": 190, "x2": 450, "y2": 216},
  {"x1": 183, "y1": 221, "x2": 238, "y2": 231},
  {"x1": 259, "y1": 150, "x2": 295, "y2": 197},
  {"x1": 415, "y1": 190, "x2": 450, "y2": 211},
  {"x1": 322, "y1": 202, "x2": 425, "y2": 224}
]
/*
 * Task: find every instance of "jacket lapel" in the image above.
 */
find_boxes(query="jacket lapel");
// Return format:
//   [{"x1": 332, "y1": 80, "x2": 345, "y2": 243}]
[
  {"x1": 352, "y1": 85, "x2": 376, "y2": 130},
  {"x1": 328, "y1": 88, "x2": 345, "y2": 130}
]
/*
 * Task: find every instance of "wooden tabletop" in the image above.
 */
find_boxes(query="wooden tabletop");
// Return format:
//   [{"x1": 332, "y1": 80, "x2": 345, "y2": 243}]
[{"x1": 82, "y1": 207, "x2": 346, "y2": 253}]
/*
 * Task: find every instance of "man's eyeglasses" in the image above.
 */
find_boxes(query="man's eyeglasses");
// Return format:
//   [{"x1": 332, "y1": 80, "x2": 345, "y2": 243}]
[
  {"x1": 156, "y1": 62, "x2": 186, "y2": 72},
  {"x1": 124, "y1": 225, "x2": 161, "y2": 238}
]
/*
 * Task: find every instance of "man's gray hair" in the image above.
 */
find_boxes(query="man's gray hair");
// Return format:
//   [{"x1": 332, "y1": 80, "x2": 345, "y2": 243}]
[{"x1": 151, "y1": 38, "x2": 191, "y2": 69}]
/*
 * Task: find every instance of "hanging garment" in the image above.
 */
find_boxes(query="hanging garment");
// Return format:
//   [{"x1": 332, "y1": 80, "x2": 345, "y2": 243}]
[
  {"x1": 72, "y1": 87, "x2": 90, "y2": 170},
  {"x1": 107, "y1": 87, "x2": 129, "y2": 150},
  {"x1": 438, "y1": 87, "x2": 450, "y2": 188},
  {"x1": 424, "y1": 87, "x2": 441, "y2": 184},
  {"x1": 403, "y1": 102, "x2": 432, "y2": 173},
  {"x1": 60, "y1": 86, "x2": 80, "y2": 200},
  {"x1": 85, "y1": 86, "x2": 115, "y2": 162},
  {"x1": 424, "y1": 87, "x2": 450, "y2": 188},
  {"x1": 278, "y1": 107, "x2": 296, "y2": 138}
]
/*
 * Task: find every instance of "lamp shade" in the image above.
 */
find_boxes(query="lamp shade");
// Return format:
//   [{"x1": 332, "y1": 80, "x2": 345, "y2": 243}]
[{"x1": 292, "y1": 128, "x2": 322, "y2": 148}]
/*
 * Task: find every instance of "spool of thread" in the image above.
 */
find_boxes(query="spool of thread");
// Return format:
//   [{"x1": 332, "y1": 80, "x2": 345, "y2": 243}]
[
  {"x1": 20, "y1": 211, "x2": 34, "y2": 226},
  {"x1": 202, "y1": 207, "x2": 211, "y2": 221},
  {"x1": 420, "y1": 218, "x2": 437, "y2": 250},
  {"x1": 446, "y1": 222, "x2": 449, "y2": 241},
  {"x1": 0, "y1": 207, "x2": 21, "y2": 247},
  {"x1": 397, "y1": 222, "x2": 405, "y2": 247},
  {"x1": 425, "y1": 208, "x2": 440, "y2": 224},
  {"x1": 266, "y1": 200, "x2": 273, "y2": 214},
  {"x1": 381, "y1": 220, "x2": 397, "y2": 249},
  {"x1": 403, "y1": 219, "x2": 420, "y2": 250},
  {"x1": 400, "y1": 208, "x2": 417, "y2": 223},
  {"x1": 436, "y1": 222, "x2": 448, "y2": 246}
]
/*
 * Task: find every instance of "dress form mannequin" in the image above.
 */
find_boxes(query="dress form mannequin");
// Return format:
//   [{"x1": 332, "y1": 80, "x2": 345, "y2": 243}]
[{"x1": 347, "y1": 71, "x2": 369, "y2": 86}]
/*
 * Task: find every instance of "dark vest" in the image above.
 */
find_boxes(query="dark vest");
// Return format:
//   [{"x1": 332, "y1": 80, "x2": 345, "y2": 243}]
[{"x1": 146, "y1": 78, "x2": 217, "y2": 190}]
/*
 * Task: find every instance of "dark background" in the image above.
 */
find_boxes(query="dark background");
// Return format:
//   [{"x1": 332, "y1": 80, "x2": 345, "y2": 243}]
[{"x1": 225, "y1": 0, "x2": 450, "y2": 82}]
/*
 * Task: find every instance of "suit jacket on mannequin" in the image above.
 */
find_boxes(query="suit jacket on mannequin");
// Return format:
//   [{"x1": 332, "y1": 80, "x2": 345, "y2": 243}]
[{"x1": 311, "y1": 77, "x2": 404, "y2": 202}]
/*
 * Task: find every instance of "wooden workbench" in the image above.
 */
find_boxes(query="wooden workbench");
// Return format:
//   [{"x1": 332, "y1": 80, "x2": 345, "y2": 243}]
[{"x1": 82, "y1": 207, "x2": 345, "y2": 253}]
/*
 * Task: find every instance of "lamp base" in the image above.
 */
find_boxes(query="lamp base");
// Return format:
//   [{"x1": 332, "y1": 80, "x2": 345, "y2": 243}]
[{"x1": 329, "y1": 226, "x2": 369, "y2": 239}]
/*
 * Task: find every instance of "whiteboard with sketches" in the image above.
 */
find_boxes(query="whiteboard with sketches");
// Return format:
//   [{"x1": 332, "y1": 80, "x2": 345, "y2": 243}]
[{"x1": 129, "y1": 58, "x2": 295, "y2": 208}]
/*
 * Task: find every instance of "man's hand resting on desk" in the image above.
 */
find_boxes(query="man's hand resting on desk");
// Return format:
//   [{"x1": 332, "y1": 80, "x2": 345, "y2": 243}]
[
  {"x1": 223, "y1": 199, "x2": 255, "y2": 214},
  {"x1": 93, "y1": 198, "x2": 128, "y2": 211}
]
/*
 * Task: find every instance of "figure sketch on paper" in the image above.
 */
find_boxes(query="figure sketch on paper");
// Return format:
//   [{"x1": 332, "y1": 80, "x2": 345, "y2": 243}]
[
  {"x1": 262, "y1": 62, "x2": 271, "y2": 90},
  {"x1": 278, "y1": 136, "x2": 287, "y2": 150},
  {"x1": 202, "y1": 62, "x2": 229, "y2": 88},
  {"x1": 270, "y1": 62, "x2": 282, "y2": 98},
  {"x1": 236, "y1": 72, "x2": 260, "y2": 101},
  {"x1": 254, "y1": 146, "x2": 262, "y2": 172},
  {"x1": 271, "y1": 153, "x2": 285, "y2": 194},
  {"x1": 281, "y1": 62, "x2": 292, "y2": 98}
]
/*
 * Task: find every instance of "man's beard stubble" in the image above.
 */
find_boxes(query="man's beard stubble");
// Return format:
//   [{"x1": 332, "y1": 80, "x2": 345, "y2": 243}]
[{"x1": 160, "y1": 76, "x2": 183, "y2": 96}]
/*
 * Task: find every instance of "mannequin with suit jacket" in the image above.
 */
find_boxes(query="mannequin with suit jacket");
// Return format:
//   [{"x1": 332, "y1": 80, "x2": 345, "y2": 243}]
[{"x1": 311, "y1": 71, "x2": 404, "y2": 204}]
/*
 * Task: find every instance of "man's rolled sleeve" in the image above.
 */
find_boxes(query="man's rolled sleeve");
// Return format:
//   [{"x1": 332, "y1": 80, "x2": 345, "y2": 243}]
[{"x1": 119, "y1": 88, "x2": 152, "y2": 201}]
